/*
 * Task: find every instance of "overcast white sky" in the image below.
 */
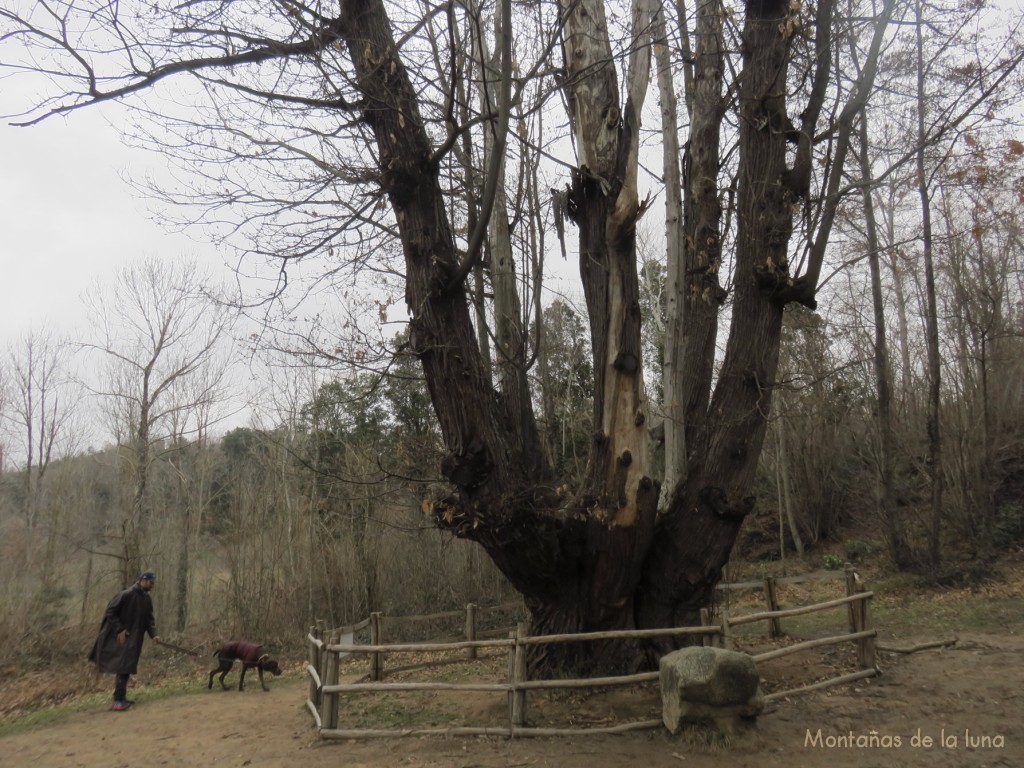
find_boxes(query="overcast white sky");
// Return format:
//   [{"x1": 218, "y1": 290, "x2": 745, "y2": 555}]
[
  {"x1": 0, "y1": 102, "x2": 225, "y2": 345},
  {"x1": 0, "y1": 89, "x2": 261, "y2": 456}
]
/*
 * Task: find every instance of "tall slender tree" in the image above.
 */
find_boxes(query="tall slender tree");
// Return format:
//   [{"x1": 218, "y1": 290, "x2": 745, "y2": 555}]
[{"x1": 83, "y1": 257, "x2": 232, "y2": 584}]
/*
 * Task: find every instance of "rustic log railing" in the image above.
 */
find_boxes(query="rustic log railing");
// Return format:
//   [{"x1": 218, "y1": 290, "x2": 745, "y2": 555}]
[
  {"x1": 303, "y1": 576, "x2": 878, "y2": 738},
  {"x1": 715, "y1": 566, "x2": 863, "y2": 639}
]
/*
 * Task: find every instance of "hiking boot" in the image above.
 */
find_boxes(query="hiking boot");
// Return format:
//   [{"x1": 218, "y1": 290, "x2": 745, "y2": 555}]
[{"x1": 111, "y1": 700, "x2": 132, "y2": 711}]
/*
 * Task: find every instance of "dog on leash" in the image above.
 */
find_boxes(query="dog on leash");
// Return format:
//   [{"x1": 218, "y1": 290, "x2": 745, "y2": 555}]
[{"x1": 208, "y1": 640, "x2": 282, "y2": 691}]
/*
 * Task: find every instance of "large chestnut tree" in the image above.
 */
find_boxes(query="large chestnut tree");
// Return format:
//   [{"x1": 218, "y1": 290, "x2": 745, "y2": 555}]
[{"x1": 2, "y1": 0, "x2": 898, "y2": 672}]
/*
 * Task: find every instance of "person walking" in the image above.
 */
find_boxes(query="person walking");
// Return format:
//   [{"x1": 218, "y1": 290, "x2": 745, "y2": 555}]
[{"x1": 88, "y1": 571, "x2": 162, "y2": 711}]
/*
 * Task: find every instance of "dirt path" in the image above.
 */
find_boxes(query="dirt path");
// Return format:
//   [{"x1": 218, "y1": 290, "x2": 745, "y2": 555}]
[{"x1": 2, "y1": 630, "x2": 1021, "y2": 768}]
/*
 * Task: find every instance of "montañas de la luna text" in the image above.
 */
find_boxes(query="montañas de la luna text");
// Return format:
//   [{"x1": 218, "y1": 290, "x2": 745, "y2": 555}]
[{"x1": 804, "y1": 728, "x2": 1006, "y2": 749}]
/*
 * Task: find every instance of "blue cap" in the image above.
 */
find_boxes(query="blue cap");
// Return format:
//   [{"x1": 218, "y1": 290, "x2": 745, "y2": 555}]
[{"x1": 139, "y1": 571, "x2": 157, "y2": 582}]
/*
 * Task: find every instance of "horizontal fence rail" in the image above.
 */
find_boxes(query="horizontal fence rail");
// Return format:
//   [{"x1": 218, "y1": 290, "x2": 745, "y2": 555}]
[
  {"x1": 727, "y1": 592, "x2": 874, "y2": 627},
  {"x1": 751, "y1": 630, "x2": 877, "y2": 663},
  {"x1": 715, "y1": 568, "x2": 851, "y2": 591},
  {"x1": 516, "y1": 625, "x2": 719, "y2": 645},
  {"x1": 327, "y1": 638, "x2": 515, "y2": 654},
  {"x1": 323, "y1": 681, "x2": 511, "y2": 694}
]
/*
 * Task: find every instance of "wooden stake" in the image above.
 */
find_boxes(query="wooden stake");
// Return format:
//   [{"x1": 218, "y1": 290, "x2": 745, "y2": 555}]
[
  {"x1": 465, "y1": 603, "x2": 478, "y2": 660},
  {"x1": 844, "y1": 567, "x2": 859, "y2": 634},
  {"x1": 700, "y1": 607, "x2": 714, "y2": 647},
  {"x1": 721, "y1": 608, "x2": 734, "y2": 650},
  {"x1": 322, "y1": 631, "x2": 340, "y2": 730},
  {"x1": 859, "y1": 591, "x2": 876, "y2": 670},
  {"x1": 308, "y1": 625, "x2": 321, "y2": 709},
  {"x1": 506, "y1": 627, "x2": 516, "y2": 729},
  {"x1": 763, "y1": 577, "x2": 782, "y2": 638},
  {"x1": 370, "y1": 612, "x2": 383, "y2": 682},
  {"x1": 511, "y1": 622, "x2": 528, "y2": 730}
]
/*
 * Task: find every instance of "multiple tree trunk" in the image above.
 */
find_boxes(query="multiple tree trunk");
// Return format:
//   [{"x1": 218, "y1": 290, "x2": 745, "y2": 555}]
[{"x1": 340, "y1": 0, "x2": 853, "y2": 672}]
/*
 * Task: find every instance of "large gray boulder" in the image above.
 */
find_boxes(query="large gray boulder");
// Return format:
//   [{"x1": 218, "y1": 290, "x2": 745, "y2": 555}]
[{"x1": 659, "y1": 646, "x2": 765, "y2": 733}]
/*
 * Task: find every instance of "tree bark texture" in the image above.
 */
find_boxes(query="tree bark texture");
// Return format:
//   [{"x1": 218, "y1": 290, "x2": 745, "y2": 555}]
[
  {"x1": 637, "y1": 0, "x2": 796, "y2": 647},
  {"x1": 653, "y1": 1, "x2": 686, "y2": 511},
  {"x1": 676, "y1": 0, "x2": 726, "y2": 480}
]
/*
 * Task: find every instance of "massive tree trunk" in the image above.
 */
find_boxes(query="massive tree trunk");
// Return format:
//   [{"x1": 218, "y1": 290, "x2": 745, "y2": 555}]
[
  {"x1": 340, "y1": 0, "x2": 659, "y2": 672},
  {"x1": 531, "y1": 0, "x2": 660, "y2": 670},
  {"x1": 329, "y1": 0, "x2": 587, "y2": 672},
  {"x1": 340, "y1": 0, "x2": 873, "y2": 673}
]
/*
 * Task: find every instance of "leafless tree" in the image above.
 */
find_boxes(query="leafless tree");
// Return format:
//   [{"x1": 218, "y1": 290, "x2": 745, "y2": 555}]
[
  {"x1": 2, "y1": 328, "x2": 81, "y2": 570},
  {"x1": 82, "y1": 257, "x2": 233, "y2": 585}
]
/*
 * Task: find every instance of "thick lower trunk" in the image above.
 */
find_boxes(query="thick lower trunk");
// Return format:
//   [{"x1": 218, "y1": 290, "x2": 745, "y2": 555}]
[
  {"x1": 635, "y1": 482, "x2": 746, "y2": 661},
  {"x1": 526, "y1": 597, "x2": 641, "y2": 677},
  {"x1": 433, "y1": 457, "x2": 660, "y2": 676},
  {"x1": 520, "y1": 475, "x2": 660, "y2": 676}
]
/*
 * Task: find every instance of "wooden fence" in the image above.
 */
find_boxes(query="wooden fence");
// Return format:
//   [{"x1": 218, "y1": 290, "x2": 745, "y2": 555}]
[{"x1": 304, "y1": 572, "x2": 877, "y2": 738}]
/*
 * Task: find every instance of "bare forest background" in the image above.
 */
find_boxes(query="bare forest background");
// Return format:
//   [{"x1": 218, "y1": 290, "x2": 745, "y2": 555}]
[{"x1": 1, "y1": 0, "x2": 1024, "y2": 670}]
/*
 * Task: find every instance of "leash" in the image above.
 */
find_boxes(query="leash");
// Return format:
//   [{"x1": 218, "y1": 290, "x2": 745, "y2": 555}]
[{"x1": 159, "y1": 639, "x2": 202, "y2": 657}]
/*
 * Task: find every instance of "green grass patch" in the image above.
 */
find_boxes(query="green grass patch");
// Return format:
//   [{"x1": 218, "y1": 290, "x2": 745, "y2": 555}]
[
  {"x1": 0, "y1": 684, "x2": 201, "y2": 738},
  {"x1": 872, "y1": 594, "x2": 1023, "y2": 633},
  {"x1": 0, "y1": 690, "x2": 110, "y2": 738},
  {"x1": 0, "y1": 675, "x2": 311, "y2": 739},
  {"x1": 727, "y1": 579, "x2": 1024, "y2": 643},
  {"x1": 344, "y1": 693, "x2": 460, "y2": 728},
  {"x1": 0, "y1": 674, "x2": 206, "y2": 739}
]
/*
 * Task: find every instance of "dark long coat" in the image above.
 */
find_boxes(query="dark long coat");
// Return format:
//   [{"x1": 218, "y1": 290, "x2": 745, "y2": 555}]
[{"x1": 87, "y1": 584, "x2": 157, "y2": 675}]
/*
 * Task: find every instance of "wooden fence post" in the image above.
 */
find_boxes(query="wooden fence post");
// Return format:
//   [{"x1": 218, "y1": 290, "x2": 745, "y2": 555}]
[
  {"x1": 511, "y1": 622, "x2": 528, "y2": 730},
  {"x1": 857, "y1": 591, "x2": 876, "y2": 670},
  {"x1": 720, "y1": 608, "x2": 734, "y2": 651},
  {"x1": 506, "y1": 627, "x2": 516, "y2": 731},
  {"x1": 849, "y1": 588, "x2": 866, "y2": 668},
  {"x1": 322, "y1": 631, "x2": 340, "y2": 730},
  {"x1": 864, "y1": 593, "x2": 877, "y2": 670},
  {"x1": 315, "y1": 617, "x2": 326, "y2": 704},
  {"x1": 700, "y1": 608, "x2": 715, "y2": 647},
  {"x1": 308, "y1": 625, "x2": 321, "y2": 709},
  {"x1": 465, "y1": 603, "x2": 478, "y2": 660},
  {"x1": 370, "y1": 612, "x2": 384, "y2": 682},
  {"x1": 763, "y1": 577, "x2": 783, "y2": 638},
  {"x1": 845, "y1": 567, "x2": 859, "y2": 634}
]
